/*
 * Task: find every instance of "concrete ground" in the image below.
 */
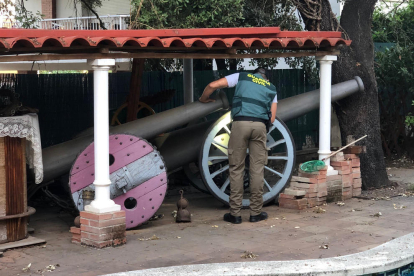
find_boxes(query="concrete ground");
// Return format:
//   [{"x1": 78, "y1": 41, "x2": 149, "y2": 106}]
[{"x1": 0, "y1": 167, "x2": 413, "y2": 276}]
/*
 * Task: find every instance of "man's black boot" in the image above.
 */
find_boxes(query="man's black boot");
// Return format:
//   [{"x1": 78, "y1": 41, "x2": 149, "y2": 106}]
[
  {"x1": 223, "y1": 213, "x2": 242, "y2": 224},
  {"x1": 249, "y1": 211, "x2": 268, "y2": 222}
]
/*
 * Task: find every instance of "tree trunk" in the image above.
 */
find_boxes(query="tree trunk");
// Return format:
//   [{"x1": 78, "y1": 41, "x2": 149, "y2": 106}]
[
  {"x1": 215, "y1": 59, "x2": 227, "y2": 70},
  {"x1": 331, "y1": 0, "x2": 389, "y2": 189}
]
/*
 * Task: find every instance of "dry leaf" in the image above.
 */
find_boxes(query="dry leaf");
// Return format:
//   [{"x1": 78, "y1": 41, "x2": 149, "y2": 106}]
[
  {"x1": 314, "y1": 207, "x2": 326, "y2": 213},
  {"x1": 372, "y1": 212, "x2": 382, "y2": 217},
  {"x1": 22, "y1": 263, "x2": 31, "y2": 272},
  {"x1": 241, "y1": 251, "x2": 258, "y2": 259},
  {"x1": 336, "y1": 202, "x2": 345, "y2": 206},
  {"x1": 212, "y1": 225, "x2": 219, "y2": 228},
  {"x1": 294, "y1": 226, "x2": 300, "y2": 229},
  {"x1": 319, "y1": 244, "x2": 329, "y2": 249},
  {"x1": 139, "y1": 235, "x2": 160, "y2": 241},
  {"x1": 393, "y1": 204, "x2": 406, "y2": 210},
  {"x1": 176, "y1": 236, "x2": 181, "y2": 239},
  {"x1": 46, "y1": 265, "x2": 56, "y2": 272},
  {"x1": 270, "y1": 225, "x2": 275, "y2": 228}
]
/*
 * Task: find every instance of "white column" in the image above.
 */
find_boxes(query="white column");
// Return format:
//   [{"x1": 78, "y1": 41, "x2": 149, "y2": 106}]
[
  {"x1": 183, "y1": 59, "x2": 194, "y2": 104},
  {"x1": 85, "y1": 59, "x2": 121, "y2": 213},
  {"x1": 317, "y1": 55, "x2": 338, "y2": 176}
]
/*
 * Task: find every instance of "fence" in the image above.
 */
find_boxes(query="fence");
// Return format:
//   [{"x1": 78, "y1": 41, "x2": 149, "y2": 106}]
[{"x1": 0, "y1": 70, "x2": 319, "y2": 149}]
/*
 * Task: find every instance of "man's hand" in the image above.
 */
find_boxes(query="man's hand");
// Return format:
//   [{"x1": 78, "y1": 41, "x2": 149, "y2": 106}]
[
  {"x1": 199, "y1": 78, "x2": 229, "y2": 104},
  {"x1": 199, "y1": 97, "x2": 215, "y2": 103}
]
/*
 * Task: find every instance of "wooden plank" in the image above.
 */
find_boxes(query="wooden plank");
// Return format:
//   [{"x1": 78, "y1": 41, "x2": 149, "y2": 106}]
[
  {"x1": 0, "y1": 236, "x2": 45, "y2": 251},
  {"x1": 4, "y1": 137, "x2": 26, "y2": 242},
  {"x1": 0, "y1": 50, "x2": 340, "y2": 62}
]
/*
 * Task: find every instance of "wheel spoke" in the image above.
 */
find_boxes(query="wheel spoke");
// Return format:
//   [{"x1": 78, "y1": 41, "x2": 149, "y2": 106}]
[
  {"x1": 268, "y1": 125, "x2": 276, "y2": 133},
  {"x1": 264, "y1": 178, "x2": 272, "y2": 192},
  {"x1": 220, "y1": 177, "x2": 230, "y2": 192},
  {"x1": 264, "y1": 166, "x2": 283, "y2": 178},
  {"x1": 210, "y1": 164, "x2": 229, "y2": 178},
  {"x1": 267, "y1": 156, "x2": 289, "y2": 160},
  {"x1": 208, "y1": 156, "x2": 229, "y2": 161},
  {"x1": 212, "y1": 141, "x2": 228, "y2": 149},
  {"x1": 267, "y1": 139, "x2": 285, "y2": 149},
  {"x1": 223, "y1": 125, "x2": 231, "y2": 134}
]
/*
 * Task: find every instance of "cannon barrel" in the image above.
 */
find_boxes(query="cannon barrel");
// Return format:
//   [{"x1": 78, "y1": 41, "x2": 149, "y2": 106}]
[
  {"x1": 278, "y1": 76, "x2": 364, "y2": 122},
  {"x1": 42, "y1": 92, "x2": 229, "y2": 183},
  {"x1": 155, "y1": 77, "x2": 365, "y2": 171},
  {"x1": 42, "y1": 77, "x2": 363, "y2": 182}
]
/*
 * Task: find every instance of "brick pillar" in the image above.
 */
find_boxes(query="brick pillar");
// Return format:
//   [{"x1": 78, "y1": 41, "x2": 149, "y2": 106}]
[
  {"x1": 79, "y1": 210, "x2": 126, "y2": 248},
  {"x1": 41, "y1": 0, "x2": 56, "y2": 19}
]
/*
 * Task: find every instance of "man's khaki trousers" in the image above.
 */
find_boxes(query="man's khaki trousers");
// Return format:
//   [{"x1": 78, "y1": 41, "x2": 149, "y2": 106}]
[{"x1": 228, "y1": 121, "x2": 267, "y2": 217}]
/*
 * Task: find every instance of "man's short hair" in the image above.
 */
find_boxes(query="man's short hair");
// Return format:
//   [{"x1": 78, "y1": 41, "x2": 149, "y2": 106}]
[{"x1": 253, "y1": 67, "x2": 268, "y2": 80}]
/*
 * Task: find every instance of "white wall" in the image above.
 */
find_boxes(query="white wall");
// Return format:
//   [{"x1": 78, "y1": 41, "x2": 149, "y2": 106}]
[
  {"x1": 83, "y1": 0, "x2": 131, "y2": 16},
  {"x1": 22, "y1": 0, "x2": 42, "y2": 15},
  {"x1": 56, "y1": 0, "x2": 82, "y2": 18}
]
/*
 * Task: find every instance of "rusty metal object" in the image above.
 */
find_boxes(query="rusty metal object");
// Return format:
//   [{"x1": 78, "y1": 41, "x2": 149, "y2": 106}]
[
  {"x1": 81, "y1": 190, "x2": 95, "y2": 208},
  {"x1": 176, "y1": 190, "x2": 191, "y2": 223},
  {"x1": 74, "y1": 216, "x2": 80, "y2": 228}
]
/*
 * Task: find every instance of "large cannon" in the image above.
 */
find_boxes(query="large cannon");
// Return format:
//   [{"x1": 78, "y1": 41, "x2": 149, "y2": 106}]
[{"x1": 40, "y1": 76, "x2": 363, "y2": 228}]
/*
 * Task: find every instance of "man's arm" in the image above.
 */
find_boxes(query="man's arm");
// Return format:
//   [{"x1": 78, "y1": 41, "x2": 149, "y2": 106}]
[
  {"x1": 271, "y1": 102, "x2": 277, "y2": 123},
  {"x1": 199, "y1": 78, "x2": 229, "y2": 103}
]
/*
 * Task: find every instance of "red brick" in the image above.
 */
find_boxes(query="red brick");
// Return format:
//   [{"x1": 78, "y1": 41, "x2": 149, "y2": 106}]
[
  {"x1": 352, "y1": 172, "x2": 361, "y2": 179},
  {"x1": 342, "y1": 181, "x2": 352, "y2": 188},
  {"x1": 326, "y1": 175, "x2": 342, "y2": 181},
  {"x1": 331, "y1": 161, "x2": 351, "y2": 167},
  {"x1": 351, "y1": 159, "x2": 361, "y2": 167},
  {"x1": 89, "y1": 217, "x2": 126, "y2": 228},
  {"x1": 318, "y1": 170, "x2": 328, "y2": 175},
  {"x1": 112, "y1": 211, "x2": 126, "y2": 218},
  {"x1": 81, "y1": 225, "x2": 113, "y2": 235},
  {"x1": 80, "y1": 211, "x2": 113, "y2": 221},
  {"x1": 291, "y1": 176, "x2": 317, "y2": 183},
  {"x1": 113, "y1": 237, "x2": 127, "y2": 246},
  {"x1": 279, "y1": 193, "x2": 296, "y2": 200},
  {"x1": 317, "y1": 190, "x2": 328, "y2": 197},
  {"x1": 81, "y1": 232, "x2": 113, "y2": 241},
  {"x1": 70, "y1": 226, "x2": 81, "y2": 234},
  {"x1": 332, "y1": 165, "x2": 351, "y2": 171},
  {"x1": 351, "y1": 167, "x2": 360, "y2": 173},
  {"x1": 71, "y1": 238, "x2": 81, "y2": 244},
  {"x1": 298, "y1": 172, "x2": 326, "y2": 180},
  {"x1": 305, "y1": 192, "x2": 317, "y2": 198},
  {"x1": 291, "y1": 185, "x2": 318, "y2": 193},
  {"x1": 344, "y1": 154, "x2": 358, "y2": 159},
  {"x1": 337, "y1": 169, "x2": 351, "y2": 175},
  {"x1": 79, "y1": 218, "x2": 90, "y2": 226},
  {"x1": 352, "y1": 188, "x2": 362, "y2": 197},
  {"x1": 342, "y1": 174, "x2": 352, "y2": 183},
  {"x1": 279, "y1": 198, "x2": 308, "y2": 210},
  {"x1": 307, "y1": 198, "x2": 318, "y2": 207},
  {"x1": 343, "y1": 146, "x2": 363, "y2": 154},
  {"x1": 81, "y1": 238, "x2": 113, "y2": 249}
]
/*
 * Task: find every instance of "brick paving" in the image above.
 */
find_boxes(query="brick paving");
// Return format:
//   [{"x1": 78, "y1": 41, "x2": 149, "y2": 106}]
[{"x1": 0, "y1": 169, "x2": 413, "y2": 276}]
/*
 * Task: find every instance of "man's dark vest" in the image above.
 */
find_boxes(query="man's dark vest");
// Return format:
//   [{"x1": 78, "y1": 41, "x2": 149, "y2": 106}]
[{"x1": 231, "y1": 72, "x2": 277, "y2": 121}]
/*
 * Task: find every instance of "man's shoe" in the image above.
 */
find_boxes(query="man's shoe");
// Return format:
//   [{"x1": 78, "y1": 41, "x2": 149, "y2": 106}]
[
  {"x1": 223, "y1": 213, "x2": 242, "y2": 224},
  {"x1": 249, "y1": 212, "x2": 268, "y2": 222}
]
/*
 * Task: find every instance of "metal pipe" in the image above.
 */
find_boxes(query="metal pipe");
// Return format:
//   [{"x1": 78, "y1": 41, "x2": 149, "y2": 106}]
[
  {"x1": 42, "y1": 77, "x2": 363, "y2": 183},
  {"x1": 42, "y1": 91, "x2": 229, "y2": 183},
  {"x1": 277, "y1": 77, "x2": 364, "y2": 122},
  {"x1": 183, "y1": 59, "x2": 194, "y2": 104},
  {"x1": 154, "y1": 77, "x2": 364, "y2": 170}
]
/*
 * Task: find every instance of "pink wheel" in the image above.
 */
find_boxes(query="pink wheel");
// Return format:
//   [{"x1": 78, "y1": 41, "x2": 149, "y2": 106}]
[{"x1": 69, "y1": 134, "x2": 167, "y2": 229}]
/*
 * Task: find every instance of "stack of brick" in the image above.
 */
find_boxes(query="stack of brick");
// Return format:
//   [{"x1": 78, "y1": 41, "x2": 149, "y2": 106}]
[
  {"x1": 330, "y1": 157, "x2": 353, "y2": 200},
  {"x1": 344, "y1": 154, "x2": 362, "y2": 197},
  {"x1": 70, "y1": 226, "x2": 81, "y2": 244},
  {"x1": 80, "y1": 210, "x2": 127, "y2": 248},
  {"x1": 278, "y1": 166, "x2": 328, "y2": 209}
]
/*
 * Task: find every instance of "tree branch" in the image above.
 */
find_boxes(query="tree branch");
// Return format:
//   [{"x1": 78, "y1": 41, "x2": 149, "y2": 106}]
[{"x1": 79, "y1": 0, "x2": 107, "y2": 30}]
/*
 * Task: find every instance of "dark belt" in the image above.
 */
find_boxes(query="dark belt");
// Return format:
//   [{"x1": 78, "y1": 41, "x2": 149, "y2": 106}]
[{"x1": 233, "y1": 116, "x2": 267, "y2": 125}]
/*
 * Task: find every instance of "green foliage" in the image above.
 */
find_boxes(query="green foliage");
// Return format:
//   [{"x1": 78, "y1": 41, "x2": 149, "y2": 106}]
[
  {"x1": 373, "y1": 2, "x2": 414, "y2": 157},
  {"x1": 372, "y1": 1, "x2": 414, "y2": 45},
  {"x1": 130, "y1": 0, "x2": 244, "y2": 29},
  {"x1": 14, "y1": 6, "x2": 43, "y2": 29}
]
